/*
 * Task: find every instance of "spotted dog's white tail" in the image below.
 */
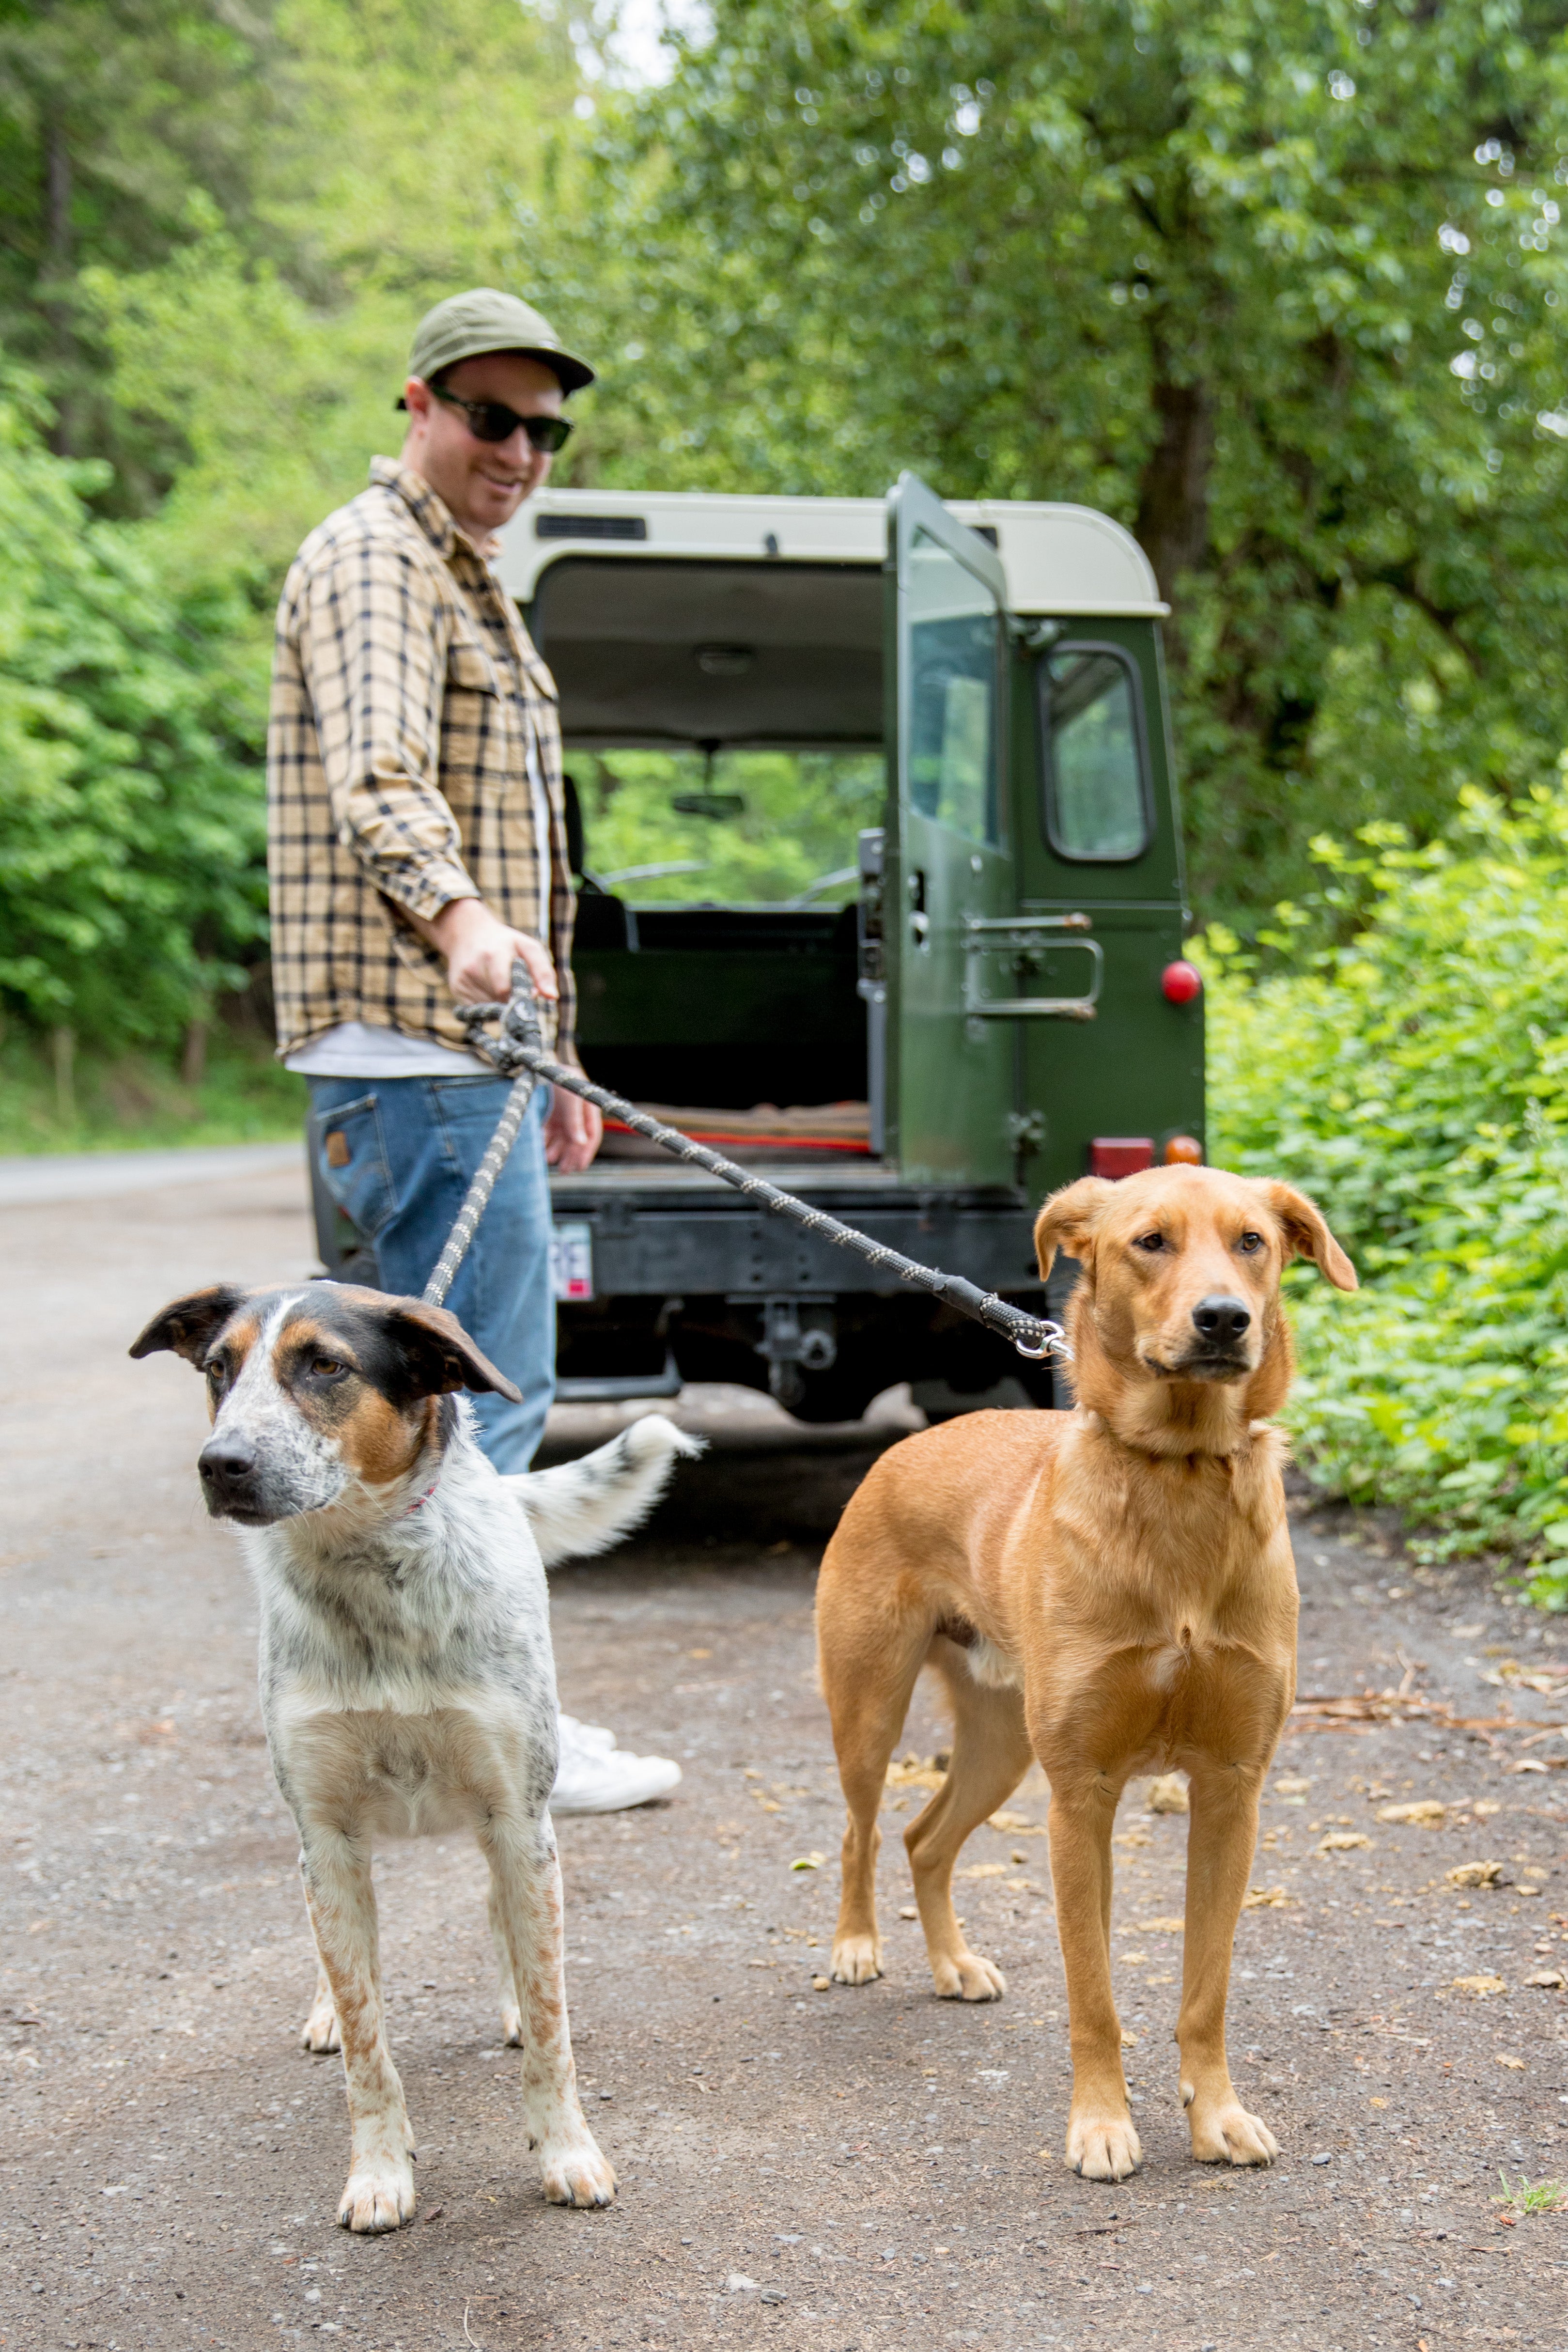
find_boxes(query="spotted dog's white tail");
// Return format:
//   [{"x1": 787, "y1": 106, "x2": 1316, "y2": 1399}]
[{"x1": 501, "y1": 1415, "x2": 704, "y2": 1567}]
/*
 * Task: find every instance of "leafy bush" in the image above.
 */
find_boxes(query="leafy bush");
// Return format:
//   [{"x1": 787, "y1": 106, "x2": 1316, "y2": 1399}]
[
  {"x1": 1204, "y1": 788, "x2": 1568, "y2": 1609},
  {"x1": 0, "y1": 377, "x2": 266, "y2": 1053}
]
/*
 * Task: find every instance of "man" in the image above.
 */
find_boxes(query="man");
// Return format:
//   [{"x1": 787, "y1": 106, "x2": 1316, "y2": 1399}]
[{"x1": 267, "y1": 287, "x2": 678, "y2": 1813}]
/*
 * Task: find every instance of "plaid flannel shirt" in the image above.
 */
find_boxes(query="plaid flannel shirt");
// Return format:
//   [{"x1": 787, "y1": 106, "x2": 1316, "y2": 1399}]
[{"x1": 267, "y1": 457, "x2": 575, "y2": 1060}]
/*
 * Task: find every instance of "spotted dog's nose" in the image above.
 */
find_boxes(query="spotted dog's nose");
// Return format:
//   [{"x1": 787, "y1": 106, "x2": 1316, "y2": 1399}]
[
  {"x1": 1191, "y1": 1294, "x2": 1252, "y2": 1347},
  {"x1": 199, "y1": 1434, "x2": 260, "y2": 1508}
]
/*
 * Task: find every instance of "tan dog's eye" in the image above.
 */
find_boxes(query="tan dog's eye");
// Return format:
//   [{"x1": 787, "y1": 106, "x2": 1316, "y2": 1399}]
[
  {"x1": 1133, "y1": 1231, "x2": 1165, "y2": 1253},
  {"x1": 310, "y1": 1355, "x2": 349, "y2": 1380},
  {"x1": 1237, "y1": 1231, "x2": 1264, "y2": 1254}
]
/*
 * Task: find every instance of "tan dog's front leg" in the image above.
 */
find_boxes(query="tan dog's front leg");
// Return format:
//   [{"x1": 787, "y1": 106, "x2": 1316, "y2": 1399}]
[
  {"x1": 300, "y1": 1828, "x2": 416, "y2": 2233},
  {"x1": 1048, "y1": 1773, "x2": 1141, "y2": 2181},
  {"x1": 1177, "y1": 1761, "x2": 1277, "y2": 2167},
  {"x1": 483, "y1": 1818, "x2": 615, "y2": 2208}
]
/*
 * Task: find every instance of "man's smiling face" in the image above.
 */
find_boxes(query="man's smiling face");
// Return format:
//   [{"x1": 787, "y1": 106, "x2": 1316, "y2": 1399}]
[{"x1": 401, "y1": 349, "x2": 564, "y2": 543}]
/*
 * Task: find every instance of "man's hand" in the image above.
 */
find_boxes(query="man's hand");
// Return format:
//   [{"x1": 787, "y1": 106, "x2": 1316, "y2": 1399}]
[
  {"x1": 422, "y1": 897, "x2": 558, "y2": 1007},
  {"x1": 545, "y1": 1076, "x2": 603, "y2": 1174}
]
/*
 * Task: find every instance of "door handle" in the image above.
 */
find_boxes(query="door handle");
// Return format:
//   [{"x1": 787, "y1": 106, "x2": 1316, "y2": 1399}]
[
  {"x1": 908, "y1": 867, "x2": 930, "y2": 948},
  {"x1": 961, "y1": 914, "x2": 1101, "y2": 1020}
]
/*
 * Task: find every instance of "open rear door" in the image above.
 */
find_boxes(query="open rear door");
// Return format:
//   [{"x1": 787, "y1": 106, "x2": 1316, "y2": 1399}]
[{"x1": 885, "y1": 471, "x2": 1014, "y2": 1186}]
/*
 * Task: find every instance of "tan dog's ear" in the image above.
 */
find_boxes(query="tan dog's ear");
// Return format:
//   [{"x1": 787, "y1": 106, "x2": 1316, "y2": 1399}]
[
  {"x1": 130, "y1": 1284, "x2": 252, "y2": 1365},
  {"x1": 1258, "y1": 1183, "x2": 1358, "y2": 1293},
  {"x1": 1034, "y1": 1177, "x2": 1117, "y2": 1278}
]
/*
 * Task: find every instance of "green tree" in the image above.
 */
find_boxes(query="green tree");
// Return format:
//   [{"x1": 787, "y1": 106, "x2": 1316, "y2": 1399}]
[
  {"x1": 548, "y1": 0, "x2": 1568, "y2": 921},
  {"x1": 0, "y1": 0, "x2": 275, "y2": 498},
  {"x1": 0, "y1": 374, "x2": 266, "y2": 1056}
]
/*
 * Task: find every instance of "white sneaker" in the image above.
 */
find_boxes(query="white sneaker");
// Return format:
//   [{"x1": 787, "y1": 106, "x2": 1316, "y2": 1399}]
[
  {"x1": 551, "y1": 1714, "x2": 682, "y2": 1814},
  {"x1": 559, "y1": 1713, "x2": 618, "y2": 1757}
]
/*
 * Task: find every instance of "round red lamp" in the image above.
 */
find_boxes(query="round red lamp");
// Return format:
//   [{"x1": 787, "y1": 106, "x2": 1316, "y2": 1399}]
[{"x1": 1161, "y1": 959, "x2": 1203, "y2": 1005}]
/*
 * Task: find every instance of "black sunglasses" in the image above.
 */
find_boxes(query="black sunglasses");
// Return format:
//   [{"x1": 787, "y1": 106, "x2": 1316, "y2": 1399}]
[{"x1": 399, "y1": 384, "x2": 573, "y2": 453}]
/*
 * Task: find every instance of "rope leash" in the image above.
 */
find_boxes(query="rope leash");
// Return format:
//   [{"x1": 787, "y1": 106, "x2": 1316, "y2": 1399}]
[{"x1": 424, "y1": 964, "x2": 1067, "y2": 1366}]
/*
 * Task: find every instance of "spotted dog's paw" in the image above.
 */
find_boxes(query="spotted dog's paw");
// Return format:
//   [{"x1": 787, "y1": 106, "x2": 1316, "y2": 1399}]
[
  {"x1": 539, "y1": 2135, "x2": 616, "y2": 2208},
  {"x1": 301, "y1": 1998, "x2": 341, "y2": 2055},
  {"x1": 337, "y1": 2156, "x2": 416, "y2": 2233}
]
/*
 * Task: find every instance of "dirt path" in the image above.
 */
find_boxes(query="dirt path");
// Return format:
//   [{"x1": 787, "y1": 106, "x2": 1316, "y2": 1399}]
[{"x1": 2, "y1": 1160, "x2": 1566, "y2": 2352}]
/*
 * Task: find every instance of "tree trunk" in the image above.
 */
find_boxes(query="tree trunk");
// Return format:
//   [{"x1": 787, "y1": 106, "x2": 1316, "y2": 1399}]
[
  {"x1": 180, "y1": 1017, "x2": 209, "y2": 1089},
  {"x1": 1133, "y1": 358, "x2": 1213, "y2": 605},
  {"x1": 51, "y1": 1025, "x2": 77, "y2": 1127},
  {"x1": 43, "y1": 115, "x2": 76, "y2": 455}
]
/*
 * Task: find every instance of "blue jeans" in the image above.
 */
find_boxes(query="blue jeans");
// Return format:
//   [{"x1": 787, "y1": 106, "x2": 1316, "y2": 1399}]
[{"x1": 307, "y1": 1075, "x2": 554, "y2": 1471}]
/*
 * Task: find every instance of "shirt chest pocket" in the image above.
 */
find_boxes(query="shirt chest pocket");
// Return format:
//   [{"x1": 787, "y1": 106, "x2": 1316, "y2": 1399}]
[
  {"x1": 442, "y1": 634, "x2": 513, "y2": 779},
  {"x1": 445, "y1": 636, "x2": 503, "y2": 698}
]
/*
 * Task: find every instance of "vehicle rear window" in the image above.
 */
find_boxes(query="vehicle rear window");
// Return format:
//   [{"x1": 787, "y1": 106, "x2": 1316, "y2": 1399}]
[
  {"x1": 906, "y1": 526, "x2": 1001, "y2": 846},
  {"x1": 1039, "y1": 642, "x2": 1151, "y2": 862}
]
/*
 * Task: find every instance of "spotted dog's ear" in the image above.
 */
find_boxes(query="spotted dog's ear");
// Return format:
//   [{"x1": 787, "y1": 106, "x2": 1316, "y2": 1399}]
[
  {"x1": 129, "y1": 1284, "x2": 253, "y2": 1366},
  {"x1": 1034, "y1": 1178, "x2": 1117, "y2": 1280},
  {"x1": 373, "y1": 1299, "x2": 524, "y2": 1403}
]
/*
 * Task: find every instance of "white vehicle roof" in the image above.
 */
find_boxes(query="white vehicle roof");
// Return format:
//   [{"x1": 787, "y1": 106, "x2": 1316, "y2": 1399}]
[{"x1": 496, "y1": 487, "x2": 1165, "y2": 618}]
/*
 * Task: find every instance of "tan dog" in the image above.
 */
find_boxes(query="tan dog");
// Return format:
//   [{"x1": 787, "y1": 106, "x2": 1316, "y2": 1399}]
[{"x1": 815, "y1": 1164, "x2": 1357, "y2": 2181}]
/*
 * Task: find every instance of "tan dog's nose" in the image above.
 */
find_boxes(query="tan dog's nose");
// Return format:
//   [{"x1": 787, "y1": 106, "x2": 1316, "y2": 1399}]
[{"x1": 1192, "y1": 1294, "x2": 1251, "y2": 1347}]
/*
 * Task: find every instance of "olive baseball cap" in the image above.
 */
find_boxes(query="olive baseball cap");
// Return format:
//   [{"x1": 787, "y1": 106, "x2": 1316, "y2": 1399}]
[{"x1": 404, "y1": 287, "x2": 595, "y2": 395}]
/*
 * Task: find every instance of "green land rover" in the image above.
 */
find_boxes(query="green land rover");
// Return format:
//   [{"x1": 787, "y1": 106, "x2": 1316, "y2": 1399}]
[{"x1": 314, "y1": 473, "x2": 1204, "y2": 1420}]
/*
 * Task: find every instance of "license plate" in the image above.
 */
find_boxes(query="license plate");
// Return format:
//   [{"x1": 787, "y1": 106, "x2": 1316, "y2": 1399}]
[{"x1": 551, "y1": 1220, "x2": 594, "y2": 1302}]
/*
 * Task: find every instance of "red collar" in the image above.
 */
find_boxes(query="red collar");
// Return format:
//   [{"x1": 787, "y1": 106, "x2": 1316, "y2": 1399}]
[{"x1": 404, "y1": 1476, "x2": 440, "y2": 1517}]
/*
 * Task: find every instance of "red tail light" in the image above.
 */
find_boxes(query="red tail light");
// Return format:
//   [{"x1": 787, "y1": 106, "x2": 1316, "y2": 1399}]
[
  {"x1": 1161, "y1": 960, "x2": 1202, "y2": 1004},
  {"x1": 1091, "y1": 1138, "x2": 1154, "y2": 1178}
]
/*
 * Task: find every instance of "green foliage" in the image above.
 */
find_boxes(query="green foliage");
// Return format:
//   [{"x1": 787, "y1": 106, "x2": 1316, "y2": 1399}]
[
  {"x1": 0, "y1": 375, "x2": 266, "y2": 1049},
  {"x1": 0, "y1": 1023, "x2": 302, "y2": 1155},
  {"x1": 0, "y1": 0, "x2": 277, "y2": 501},
  {"x1": 1203, "y1": 788, "x2": 1568, "y2": 1603},
  {"x1": 552, "y1": 0, "x2": 1568, "y2": 920},
  {"x1": 574, "y1": 748, "x2": 883, "y2": 903}
]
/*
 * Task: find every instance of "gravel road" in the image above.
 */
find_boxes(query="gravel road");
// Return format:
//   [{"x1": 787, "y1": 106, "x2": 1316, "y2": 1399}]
[{"x1": 2, "y1": 1157, "x2": 1566, "y2": 2352}]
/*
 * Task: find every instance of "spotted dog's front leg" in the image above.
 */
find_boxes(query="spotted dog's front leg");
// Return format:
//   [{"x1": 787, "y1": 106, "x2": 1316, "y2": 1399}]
[
  {"x1": 300, "y1": 1827, "x2": 416, "y2": 2233},
  {"x1": 483, "y1": 1815, "x2": 615, "y2": 2208}
]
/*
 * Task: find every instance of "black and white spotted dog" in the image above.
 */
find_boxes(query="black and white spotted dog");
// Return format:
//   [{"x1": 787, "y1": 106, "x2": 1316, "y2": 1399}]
[{"x1": 131, "y1": 1280, "x2": 698, "y2": 2235}]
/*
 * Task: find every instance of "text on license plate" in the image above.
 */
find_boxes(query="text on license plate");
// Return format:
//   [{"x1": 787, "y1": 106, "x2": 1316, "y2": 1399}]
[{"x1": 551, "y1": 1220, "x2": 594, "y2": 1302}]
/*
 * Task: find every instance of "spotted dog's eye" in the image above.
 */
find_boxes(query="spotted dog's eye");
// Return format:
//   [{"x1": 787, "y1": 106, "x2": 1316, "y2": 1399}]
[
  {"x1": 310, "y1": 1355, "x2": 349, "y2": 1380},
  {"x1": 1237, "y1": 1230, "x2": 1264, "y2": 1254},
  {"x1": 204, "y1": 1358, "x2": 225, "y2": 1389},
  {"x1": 1133, "y1": 1231, "x2": 1165, "y2": 1253}
]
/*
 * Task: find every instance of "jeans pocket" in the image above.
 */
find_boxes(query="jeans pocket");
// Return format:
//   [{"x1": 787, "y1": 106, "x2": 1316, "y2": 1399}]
[{"x1": 310, "y1": 1093, "x2": 397, "y2": 1244}]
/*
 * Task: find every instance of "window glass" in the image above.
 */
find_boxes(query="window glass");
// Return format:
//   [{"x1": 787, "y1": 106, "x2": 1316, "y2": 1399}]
[
  {"x1": 1040, "y1": 644, "x2": 1150, "y2": 861},
  {"x1": 905, "y1": 526, "x2": 1000, "y2": 844},
  {"x1": 563, "y1": 747, "x2": 883, "y2": 905}
]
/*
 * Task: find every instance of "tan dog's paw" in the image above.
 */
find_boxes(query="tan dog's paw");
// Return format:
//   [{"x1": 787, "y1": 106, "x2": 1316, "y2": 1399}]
[
  {"x1": 540, "y1": 2136, "x2": 617, "y2": 2208},
  {"x1": 931, "y1": 1948, "x2": 1006, "y2": 2002},
  {"x1": 338, "y1": 2156, "x2": 416, "y2": 2233},
  {"x1": 500, "y1": 2002, "x2": 524, "y2": 2047},
  {"x1": 1184, "y1": 2086, "x2": 1279, "y2": 2167},
  {"x1": 301, "y1": 1998, "x2": 342, "y2": 2055},
  {"x1": 1066, "y1": 2110, "x2": 1143, "y2": 2181},
  {"x1": 831, "y1": 1934, "x2": 883, "y2": 1986}
]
